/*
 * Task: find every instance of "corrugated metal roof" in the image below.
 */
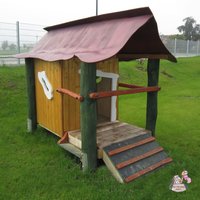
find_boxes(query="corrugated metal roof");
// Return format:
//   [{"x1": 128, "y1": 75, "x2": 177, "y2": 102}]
[{"x1": 17, "y1": 7, "x2": 176, "y2": 62}]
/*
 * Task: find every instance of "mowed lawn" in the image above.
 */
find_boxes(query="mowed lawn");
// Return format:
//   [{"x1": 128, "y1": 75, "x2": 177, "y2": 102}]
[{"x1": 0, "y1": 57, "x2": 200, "y2": 200}]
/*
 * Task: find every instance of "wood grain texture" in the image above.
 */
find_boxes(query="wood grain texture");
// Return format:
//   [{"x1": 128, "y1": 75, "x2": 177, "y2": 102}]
[
  {"x1": 68, "y1": 122, "x2": 150, "y2": 158},
  {"x1": 62, "y1": 58, "x2": 81, "y2": 132},
  {"x1": 80, "y1": 62, "x2": 97, "y2": 171},
  {"x1": 146, "y1": 59, "x2": 160, "y2": 136},
  {"x1": 34, "y1": 59, "x2": 63, "y2": 137}
]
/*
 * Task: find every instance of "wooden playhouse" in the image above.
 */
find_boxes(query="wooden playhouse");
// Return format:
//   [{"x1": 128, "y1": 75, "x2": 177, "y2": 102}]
[{"x1": 18, "y1": 7, "x2": 176, "y2": 183}]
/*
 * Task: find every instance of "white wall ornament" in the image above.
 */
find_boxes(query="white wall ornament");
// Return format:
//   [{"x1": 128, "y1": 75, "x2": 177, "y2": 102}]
[{"x1": 38, "y1": 71, "x2": 53, "y2": 100}]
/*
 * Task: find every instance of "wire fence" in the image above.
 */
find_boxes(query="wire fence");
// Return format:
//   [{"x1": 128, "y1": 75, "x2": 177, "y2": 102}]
[
  {"x1": 0, "y1": 21, "x2": 46, "y2": 65},
  {"x1": 161, "y1": 36, "x2": 200, "y2": 58},
  {"x1": 0, "y1": 21, "x2": 200, "y2": 65}
]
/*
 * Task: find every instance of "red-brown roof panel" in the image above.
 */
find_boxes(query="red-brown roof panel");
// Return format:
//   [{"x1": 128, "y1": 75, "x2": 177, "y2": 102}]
[{"x1": 17, "y1": 7, "x2": 176, "y2": 62}]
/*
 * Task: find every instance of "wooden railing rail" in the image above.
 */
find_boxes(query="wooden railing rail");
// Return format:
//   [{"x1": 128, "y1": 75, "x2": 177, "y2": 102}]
[
  {"x1": 89, "y1": 86, "x2": 160, "y2": 99},
  {"x1": 56, "y1": 88, "x2": 84, "y2": 102},
  {"x1": 118, "y1": 82, "x2": 144, "y2": 89}
]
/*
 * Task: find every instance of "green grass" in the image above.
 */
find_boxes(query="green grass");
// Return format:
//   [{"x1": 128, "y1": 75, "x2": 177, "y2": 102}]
[{"x1": 1, "y1": 57, "x2": 200, "y2": 199}]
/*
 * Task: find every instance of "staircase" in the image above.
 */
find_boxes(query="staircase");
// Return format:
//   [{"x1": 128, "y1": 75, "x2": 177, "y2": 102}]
[{"x1": 103, "y1": 133, "x2": 172, "y2": 183}]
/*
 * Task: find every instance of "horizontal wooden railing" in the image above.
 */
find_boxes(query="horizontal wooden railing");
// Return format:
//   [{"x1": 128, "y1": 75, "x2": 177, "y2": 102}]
[
  {"x1": 118, "y1": 82, "x2": 144, "y2": 89},
  {"x1": 56, "y1": 88, "x2": 84, "y2": 102},
  {"x1": 89, "y1": 86, "x2": 160, "y2": 99}
]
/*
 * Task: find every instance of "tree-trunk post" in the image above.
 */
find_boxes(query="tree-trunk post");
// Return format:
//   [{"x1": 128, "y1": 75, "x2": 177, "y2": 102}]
[
  {"x1": 80, "y1": 62, "x2": 97, "y2": 172},
  {"x1": 146, "y1": 59, "x2": 160, "y2": 136},
  {"x1": 25, "y1": 58, "x2": 37, "y2": 132}
]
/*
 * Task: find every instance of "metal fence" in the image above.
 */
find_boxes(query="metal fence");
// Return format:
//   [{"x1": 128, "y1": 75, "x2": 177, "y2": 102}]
[
  {"x1": 0, "y1": 21, "x2": 200, "y2": 65},
  {"x1": 0, "y1": 21, "x2": 46, "y2": 65},
  {"x1": 160, "y1": 36, "x2": 200, "y2": 58}
]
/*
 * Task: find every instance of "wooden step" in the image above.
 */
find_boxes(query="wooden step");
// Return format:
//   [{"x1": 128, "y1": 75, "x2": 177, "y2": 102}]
[
  {"x1": 103, "y1": 134, "x2": 172, "y2": 183},
  {"x1": 108, "y1": 136, "x2": 155, "y2": 156},
  {"x1": 124, "y1": 157, "x2": 173, "y2": 183},
  {"x1": 116, "y1": 146, "x2": 164, "y2": 169}
]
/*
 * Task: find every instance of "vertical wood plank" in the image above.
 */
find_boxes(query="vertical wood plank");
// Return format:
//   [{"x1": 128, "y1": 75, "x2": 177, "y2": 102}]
[
  {"x1": 146, "y1": 59, "x2": 160, "y2": 136},
  {"x1": 80, "y1": 62, "x2": 97, "y2": 171},
  {"x1": 25, "y1": 58, "x2": 37, "y2": 132},
  {"x1": 34, "y1": 59, "x2": 63, "y2": 137}
]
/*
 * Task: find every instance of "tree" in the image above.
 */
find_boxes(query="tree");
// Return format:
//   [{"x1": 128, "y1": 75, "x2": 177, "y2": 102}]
[
  {"x1": 178, "y1": 17, "x2": 200, "y2": 41},
  {"x1": 1, "y1": 40, "x2": 8, "y2": 50},
  {"x1": 9, "y1": 43, "x2": 17, "y2": 51}
]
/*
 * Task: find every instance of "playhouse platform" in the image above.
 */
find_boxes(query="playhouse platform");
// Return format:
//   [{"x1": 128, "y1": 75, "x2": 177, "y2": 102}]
[
  {"x1": 59, "y1": 121, "x2": 172, "y2": 183},
  {"x1": 67, "y1": 121, "x2": 150, "y2": 158}
]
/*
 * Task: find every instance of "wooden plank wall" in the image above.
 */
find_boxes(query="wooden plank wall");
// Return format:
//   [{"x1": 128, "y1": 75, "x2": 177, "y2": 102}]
[
  {"x1": 96, "y1": 56, "x2": 119, "y2": 74},
  {"x1": 34, "y1": 59, "x2": 63, "y2": 137},
  {"x1": 62, "y1": 57, "x2": 119, "y2": 132},
  {"x1": 62, "y1": 58, "x2": 81, "y2": 132},
  {"x1": 34, "y1": 57, "x2": 119, "y2": 136}
]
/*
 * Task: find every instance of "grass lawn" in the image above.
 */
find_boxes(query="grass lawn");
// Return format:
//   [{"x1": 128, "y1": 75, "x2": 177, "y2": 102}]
[{"x1": 0, "y1": 57, "x2": 200, "y2": 199}]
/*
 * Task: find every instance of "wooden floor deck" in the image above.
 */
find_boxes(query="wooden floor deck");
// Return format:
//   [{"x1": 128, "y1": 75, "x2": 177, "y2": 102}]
[{"x1": 68, "y1": 121, "x2": 151, "y2": 158}]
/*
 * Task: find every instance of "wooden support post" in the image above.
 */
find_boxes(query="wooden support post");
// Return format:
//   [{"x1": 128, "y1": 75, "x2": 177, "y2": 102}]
[
  {"x1": 25, "y1": 58, "x2": 37, "y2": 132},
  {"x1": 146, "y1": 59, "x2": 160, "y2": 136},
  {"x1": 80, "y1": 62, "x2": 97, "y2": 172}
]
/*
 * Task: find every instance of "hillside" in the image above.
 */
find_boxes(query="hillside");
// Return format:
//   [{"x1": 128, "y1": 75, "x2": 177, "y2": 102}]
[{"x1": 0, "y1": 57, "x2": 200, "y2": 199}]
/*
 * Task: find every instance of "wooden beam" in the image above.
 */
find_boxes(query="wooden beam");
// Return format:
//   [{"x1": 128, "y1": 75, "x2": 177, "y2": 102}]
[
  {"x1": 124, "y1": 157, "x2": 172, "y2": 183},
  {"x1": 118, "y1": 82, "x2": 144, "y2": 89},
  {"x1": 25, "y1": 58, "x2": 37, "y2": 132},
  {"x1": 57, "y1": 131, "x2": 69, "y2": 144},
  {"x1": 146, "y1": 59, "x2": 160, "y2": 136},
  {"x1": 80, "y1": 62, "x2": 97, "y2": 172},
  {"x1": 108, "y1": 137, "x2": 155, "y2": 156},
  {"x1": 116, "y1": 146, "x2": 164, "y2": 169},
  {"x1": 117, "y1": 54, "x2": 170, "y2": 60},
  {"x1": 89, "y1": 86, "x2": 160, "y2": 99},
  {"x1": 56, "y1": 88, "x2": 84, "y2": 101}
]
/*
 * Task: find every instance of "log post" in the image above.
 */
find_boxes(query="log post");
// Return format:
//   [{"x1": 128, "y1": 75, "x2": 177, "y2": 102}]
[
  {"x1": 25, "y1": 58, "x2": 37, "y2": 132},
  {"x1": 146, "y1": 59, "x2": 160, "y2": 136},
  {"x1": 80, "y1": 62, "x2": 97, "y2": 171}
]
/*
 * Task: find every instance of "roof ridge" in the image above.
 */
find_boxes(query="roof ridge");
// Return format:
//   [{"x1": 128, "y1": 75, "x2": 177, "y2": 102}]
[{"x1": 45, "y1": 7, "x2": 152, "y2": 31}]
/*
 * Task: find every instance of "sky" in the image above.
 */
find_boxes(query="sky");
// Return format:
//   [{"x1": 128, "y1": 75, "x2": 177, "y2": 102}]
[{"x1": 1, "y1": 0, "x2": 200, "y2": 35}]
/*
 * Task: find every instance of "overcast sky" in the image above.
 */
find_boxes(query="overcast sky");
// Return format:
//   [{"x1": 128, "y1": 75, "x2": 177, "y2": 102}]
[{"x1": 1, "y1": 0, "x2": 200, "y2": 34}]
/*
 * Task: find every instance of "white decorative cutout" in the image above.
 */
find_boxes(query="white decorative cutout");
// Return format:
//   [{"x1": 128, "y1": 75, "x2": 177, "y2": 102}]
[{"x1": 38, "y1": 71, "x2": 53, "y2": 100}]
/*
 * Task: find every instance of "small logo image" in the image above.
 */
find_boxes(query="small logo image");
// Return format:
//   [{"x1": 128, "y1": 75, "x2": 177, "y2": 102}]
[{"x1": 169, "y1": 170, "x2": 192, "y2": 192}]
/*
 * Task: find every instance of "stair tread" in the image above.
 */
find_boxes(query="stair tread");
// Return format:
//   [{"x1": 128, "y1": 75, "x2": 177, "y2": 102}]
[
  {"x1": 124, "y1": 157, "x2": 172, "y2": 183},
  {"x1": 109, "y1": 141, "x2": 160, "y2": 165},
  {"x1": 116, "y1": 146, "x2": 164, "y2": 169},
  {"x1": 103, "y1": 133, "x2": 151, "y2": 153},
  {"x1": 108, "y1": 136, "x2": 155, "y2": 156},
  {"x1": 102, "y1": 133, "x2": 172, "y2": 183},
  {"x1": 118, "y1": 151, "x2": 169, "y2": 179}
]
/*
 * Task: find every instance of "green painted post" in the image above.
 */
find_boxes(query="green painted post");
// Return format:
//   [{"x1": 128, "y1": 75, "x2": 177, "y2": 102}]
[
  {"x1": 146, "y1": 59, "x2": 160, "y2": 136},
  {"x1": 25, "y1": 58, "x2": 37, "y2": 132},
  {"x1": 80, "y1": 62, "x2": 97, "y2": 171}
]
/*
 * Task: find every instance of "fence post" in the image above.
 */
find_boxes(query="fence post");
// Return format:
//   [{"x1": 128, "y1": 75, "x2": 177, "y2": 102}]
[
  {"x1": 186, "y1": 40, "x2": 189, "y2": 56},
  {"x1": 16, "y1": 21, "x2": 20, "y2": 65},
  {"x1": 174, "y1": 38, "x2": 177, "y2": 55}
]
